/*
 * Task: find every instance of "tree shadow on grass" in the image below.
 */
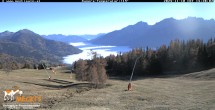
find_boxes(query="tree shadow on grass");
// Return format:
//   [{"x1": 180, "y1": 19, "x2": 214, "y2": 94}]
[
  {"x1": 61, "y1": 70, "x2": 72, "y2": 74},
  {"x1": 42, "y1": 79, "x2": 74, "y2": 85},
  {"x1": 20, "y1": 79, "x2": 93, "y2": 90}
]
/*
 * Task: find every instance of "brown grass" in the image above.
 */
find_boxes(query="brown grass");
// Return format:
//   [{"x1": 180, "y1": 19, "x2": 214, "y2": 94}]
[{"x1": 1, "y1": 68, "x2": 215, "y2": 110}]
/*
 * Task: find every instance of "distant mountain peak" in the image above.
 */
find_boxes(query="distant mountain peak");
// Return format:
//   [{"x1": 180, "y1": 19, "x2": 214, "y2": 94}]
[
  {"x1": 3, "y1": 30, "x2": 11, "y2": 33},
  {"x1": 135, "y1": 21, "x2": 148, "y2": 25},
  {"x1": 21, "y1": 29, "x2": 32, "y2": 31},
  {"x1": 1, "y1": 30, "x2": 13, "y2": 34},
  {"x1": 17, "y1": 29, "x2": 35, "y2": 34},
  {"x1": 155, "y1": 17, "x2": 177, "y2": 25},
  {"x1": 91, "y1": 17, "x2": 215, "y2": 48},
  {"x1": 186, "y1": 16, "x2": 203, "y2": 19},
  {"x1": 121, "y1": 21, "x2": 149, "y2": 32},
  {"x1": 162, "y1": 17, "x2": 175, "y2": 20},
  {"x1": 183, "y1": 16, "x2": 204, "y2": 21},
  {"x1": 0, "y1": 30, "x2": 14, "y2": 37}
]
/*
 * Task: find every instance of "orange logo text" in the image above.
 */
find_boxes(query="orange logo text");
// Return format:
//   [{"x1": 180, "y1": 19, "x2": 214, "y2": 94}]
[{"x1": 16, "y1": 96, "x2": 42, "y2": 103}]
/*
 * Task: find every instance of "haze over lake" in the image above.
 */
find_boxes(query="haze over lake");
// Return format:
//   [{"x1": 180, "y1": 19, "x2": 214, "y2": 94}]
[{"x1": 63, "y1": 42, "x2": 132, "y2": 64}]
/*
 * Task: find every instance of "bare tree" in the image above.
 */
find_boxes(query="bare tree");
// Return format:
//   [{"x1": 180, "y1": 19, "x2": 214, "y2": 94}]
[
  {"x1": 75, "y1": 52, "x2": 108, "y2": 88},
  {"x1": 75, "y1": 59, "x2": 88, "y2": 81},
  {"x1": 96, "y1": 58, "x2": 108, "y2": 85}
]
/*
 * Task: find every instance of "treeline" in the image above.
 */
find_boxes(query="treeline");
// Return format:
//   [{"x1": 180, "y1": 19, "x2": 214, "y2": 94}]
[
  {"x1": 106, "y1": 38, "x2": 215, "y2": 76},
  {"x1": 74, "y1": 38, "x2": 215, "y2": 78}
]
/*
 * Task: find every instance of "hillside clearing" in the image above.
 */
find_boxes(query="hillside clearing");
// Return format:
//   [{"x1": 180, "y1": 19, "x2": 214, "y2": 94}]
[{"x1": 0, "y1": 68, "x2": 215, "y2": 110}]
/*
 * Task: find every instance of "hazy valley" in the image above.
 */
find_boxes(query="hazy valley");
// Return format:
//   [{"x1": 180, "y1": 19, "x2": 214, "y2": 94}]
[{"x1": 0, "y1": 17, "x2": 215, "y2": 110}]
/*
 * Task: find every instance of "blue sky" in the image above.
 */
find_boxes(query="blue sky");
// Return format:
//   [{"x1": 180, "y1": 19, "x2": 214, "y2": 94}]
[{"x1": 0, "y1": 3, "x2": 215, "y2": 35}]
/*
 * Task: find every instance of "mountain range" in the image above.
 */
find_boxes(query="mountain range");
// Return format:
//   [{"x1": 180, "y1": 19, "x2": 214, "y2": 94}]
[
  {"x1": 1, "y1": 17, "x2": 215, "y2": 66},
  {"x1": 43, "y1": 34, "x2": 88, "y2": 43},
  {"x1": 42, "y1": 33, "x2": 104, "y2": 43},
  {"x1": 0, "y1": 29, "x2": 82, "y2": 64},
  {"x1": 78, "y1": 33, "x2": 106, "y2": 40},
  {"x1": 90, "y1": 17, "x2": 215, "y2": 48}
]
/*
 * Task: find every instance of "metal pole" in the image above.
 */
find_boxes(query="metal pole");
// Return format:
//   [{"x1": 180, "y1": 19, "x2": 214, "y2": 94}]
[
  {"x1": 129, "y1": 55, "x2": 142, "y2": 82},
  {"x1": 128, "y1": 55, "x2": 143, "y2": 91}
]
